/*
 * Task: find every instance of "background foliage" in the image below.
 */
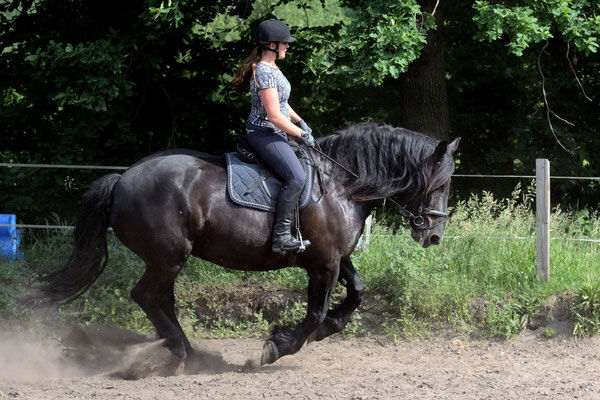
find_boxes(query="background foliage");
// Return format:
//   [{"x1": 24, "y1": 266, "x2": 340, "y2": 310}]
[
  {"x1": 1, "y1": 1, "x2": 599, "y2": 340},
  {"x1": 1, "y1": 0, "x2": 600, "y2": 222},
  {"x1": 2, "y1": 189, "x2": 600, "y2": 339}
]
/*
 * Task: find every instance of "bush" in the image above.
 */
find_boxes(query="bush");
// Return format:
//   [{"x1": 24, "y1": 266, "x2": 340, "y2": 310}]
[
  {"x1": 573, "y1": 281, "x2": 600, "y2": 337},
  {"x1": 1, "y1": 184, "x2": 599, "y2": 340}
]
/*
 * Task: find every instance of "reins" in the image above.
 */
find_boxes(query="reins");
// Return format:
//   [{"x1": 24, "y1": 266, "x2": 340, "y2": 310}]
[
  {"x1": 308, "y1": 144, "x2": 358, "y2": 178},
  {"x1": 305, "y1": 143, "x2": 449, "y2": 230}
]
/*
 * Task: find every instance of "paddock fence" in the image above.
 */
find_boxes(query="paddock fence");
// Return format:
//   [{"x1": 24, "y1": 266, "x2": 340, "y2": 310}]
[{"x1": 2, "y1": 159, "x2": 600, "y2": 282}]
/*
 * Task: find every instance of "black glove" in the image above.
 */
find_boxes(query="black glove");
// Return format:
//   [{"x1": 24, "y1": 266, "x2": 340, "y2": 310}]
[
  {"x1": 300, "y1": 131, "x2": 315, "y2": 147},
  {"x1": 296, "y1": 120, "x2": 312, "y2": 134}
]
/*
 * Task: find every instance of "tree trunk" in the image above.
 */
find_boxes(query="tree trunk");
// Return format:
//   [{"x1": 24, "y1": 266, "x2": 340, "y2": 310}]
[{"x1": 395, "y1": 0, "x2": 449, "y2": 140}]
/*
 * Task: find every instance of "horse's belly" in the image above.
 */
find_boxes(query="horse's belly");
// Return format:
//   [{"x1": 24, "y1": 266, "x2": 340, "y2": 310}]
[
  {"x1": 191, "y1": 239, "x2": 290, "y2": 271},
  {"x1": 190, "y1": 207, "x2": 292, "y2": 270}
]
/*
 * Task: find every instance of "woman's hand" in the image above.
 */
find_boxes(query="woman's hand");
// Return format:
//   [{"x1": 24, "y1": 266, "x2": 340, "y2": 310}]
[
  {"x1": 300, "y1": 131, "x2": 315, "y2": 147},
  {"x1": 296, "y1": 120, "x2": 312, "y2": 134}
]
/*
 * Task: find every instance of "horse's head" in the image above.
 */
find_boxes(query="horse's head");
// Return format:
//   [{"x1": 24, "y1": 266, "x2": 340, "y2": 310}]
[{"x1": 408, "y1": 137, "x2": 460, "y2": 248}]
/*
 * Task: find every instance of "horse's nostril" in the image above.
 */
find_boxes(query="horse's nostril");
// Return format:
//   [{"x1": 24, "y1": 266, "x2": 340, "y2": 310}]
[{"x1": 430, "y1": 235, "x2": 441, "y2": 245}]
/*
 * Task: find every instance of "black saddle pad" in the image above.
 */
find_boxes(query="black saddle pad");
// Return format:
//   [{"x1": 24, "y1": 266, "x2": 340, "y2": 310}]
[{"x1": 225, "y1": 149, "x2": 314, "y2": 212}]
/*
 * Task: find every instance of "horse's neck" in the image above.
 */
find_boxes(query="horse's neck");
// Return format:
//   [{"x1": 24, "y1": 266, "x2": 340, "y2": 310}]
[
  {"x1": 354, "y1": 199, "x2": 379, "y2": 222},
  {"x1": 322, "y1": 185, "x2": 377, "y2": 225},
  {"x1": 316, "y1": 163, "x2": 377, "y2": 220}
]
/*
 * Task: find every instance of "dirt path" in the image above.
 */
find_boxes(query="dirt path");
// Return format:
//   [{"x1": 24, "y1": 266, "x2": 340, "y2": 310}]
[{"x1": 1, "y1": 323, "x2": 599, "y2": 400}]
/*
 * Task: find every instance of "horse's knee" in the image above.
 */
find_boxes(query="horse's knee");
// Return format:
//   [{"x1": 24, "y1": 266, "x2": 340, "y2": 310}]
[
  {"x1": 131, "y1": 284, "x2": 152, "y2": 309},
  {"x1": 159, "y1": 288, "x2": 175, "y2": 308}
]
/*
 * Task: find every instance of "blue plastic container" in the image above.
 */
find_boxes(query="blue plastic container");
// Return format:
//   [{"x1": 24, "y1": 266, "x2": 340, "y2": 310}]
[{"x1": 0, "y1": 214, "x2": 23, "y2": 261}]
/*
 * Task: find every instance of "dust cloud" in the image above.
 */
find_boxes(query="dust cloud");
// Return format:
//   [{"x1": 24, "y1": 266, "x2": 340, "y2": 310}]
[
  {"x1": 0, "y1": 329, "x2": 81, "y2": 381},
  {"x1": 0, "y1": 319, "x2": 234, "y2": 382}
]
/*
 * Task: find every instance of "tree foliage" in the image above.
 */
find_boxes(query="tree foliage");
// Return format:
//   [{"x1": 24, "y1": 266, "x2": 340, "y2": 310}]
[
  {"x1": 302, "y1": 0, "x2": 434, "y2": 86},
  {"x1": 1, "y1": 0, "x2": 599, "y2": 222},
  {"x1": 473, "y1": 0, "x2": 600, "y2": 56}
]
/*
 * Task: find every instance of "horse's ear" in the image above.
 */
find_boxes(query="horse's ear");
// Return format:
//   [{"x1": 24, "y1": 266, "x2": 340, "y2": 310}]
[
  {"x1": 448, "y1": 137, "x2": 460, "y2": 154},
  {"x1": 433, "y1": 141, "x2": 448, "y2": 161},
  {"x1": 433, "y1": 138, "x2": 461, "y2": 161}
]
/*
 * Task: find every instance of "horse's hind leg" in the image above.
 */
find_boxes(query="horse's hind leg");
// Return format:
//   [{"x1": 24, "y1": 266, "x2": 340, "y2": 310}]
[
  {"x1": 261, "y1": 263, "x2": 339, "y2": 365},
  {"x1": 159, "y1": 281, "x2": 194, "y2": 355},
  {"x1": 131, "y1": 264, "x2": 189, "y2": 361},
  {"x1": 307, "y1": 257, "x2": 364, "y2": 342}
]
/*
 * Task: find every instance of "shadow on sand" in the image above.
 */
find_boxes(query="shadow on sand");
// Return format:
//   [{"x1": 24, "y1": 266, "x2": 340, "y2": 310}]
[{"x1": 60, "y1": 323, "x2": 253, "y2": 380}]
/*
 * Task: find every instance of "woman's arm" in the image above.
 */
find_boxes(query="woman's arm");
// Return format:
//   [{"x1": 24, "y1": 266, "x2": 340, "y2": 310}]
[
  {"x1": 287, "y1": 105, "x2": 302, "y2": 124},
  {"x1": 260, "y1": 88, "x2": 304, "y2": 137}
]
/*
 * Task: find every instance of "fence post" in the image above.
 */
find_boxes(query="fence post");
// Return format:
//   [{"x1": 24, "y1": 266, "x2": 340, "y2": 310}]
[
  {"x1": 363, "y1": 214, "x2": 372, "y2": 252},
  {"x1": 536, "y1": 159, "x2": 550, "y2": 283}
]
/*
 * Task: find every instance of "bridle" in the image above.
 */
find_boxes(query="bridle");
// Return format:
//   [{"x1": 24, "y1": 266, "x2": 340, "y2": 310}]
[
  {"x1": 385, "y1": 196, "x2": 449, "y2": 230},
  {"x1": 306, "y1": 144, "x2": 449, "y2": 230}
]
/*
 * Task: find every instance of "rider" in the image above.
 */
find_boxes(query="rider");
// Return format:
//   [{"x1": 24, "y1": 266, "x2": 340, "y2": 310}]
[{"x1": 232, "y1": 19, "x2": 315, "y2": 254}]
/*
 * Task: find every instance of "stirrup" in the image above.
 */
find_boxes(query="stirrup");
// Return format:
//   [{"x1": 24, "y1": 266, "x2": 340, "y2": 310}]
[
  {"x1": 272, "y1": 238, "x2": 311, "y2": 254},
  {"x1": 295, "y1": 239, "x2": 311, "y2": 253}
]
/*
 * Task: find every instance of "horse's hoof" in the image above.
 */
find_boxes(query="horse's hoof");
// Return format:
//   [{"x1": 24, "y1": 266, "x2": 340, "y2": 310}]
[
  {"x1": 307, "y1": 326, "x2": 326, "y2": 344},
  {"x1": 165, "y1": 338, "x2": 187, "y2": 360},
  {"x1": 306, "y1": 329, "x2": 318, "y2": 344},
  {"x1": 261, "y1": 340, "x2": 279, "y2": 366}
]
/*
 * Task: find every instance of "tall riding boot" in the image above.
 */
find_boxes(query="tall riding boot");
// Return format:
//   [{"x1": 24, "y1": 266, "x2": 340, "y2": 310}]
[{"x1": 271, "y1": 182, "x2": 311, "y2": 253}]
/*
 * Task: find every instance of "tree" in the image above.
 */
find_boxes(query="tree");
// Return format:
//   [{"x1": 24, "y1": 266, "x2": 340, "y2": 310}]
[{"x1": 1, "y1": 0, "x2": 600, "y2": 222}]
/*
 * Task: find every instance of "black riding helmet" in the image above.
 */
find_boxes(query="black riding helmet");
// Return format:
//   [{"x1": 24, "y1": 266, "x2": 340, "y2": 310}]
[{"x1": 255, "y1": 19, "x2": 296, "y2": 59}]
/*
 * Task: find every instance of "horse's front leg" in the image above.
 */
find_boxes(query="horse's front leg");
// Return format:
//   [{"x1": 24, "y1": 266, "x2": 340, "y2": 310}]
[
  {"x1": 261, "y1": 264, "x2": 339, "y2": 365},
  {"x1": 307, "y1": 257, "x2": 364, "y2": 342}
]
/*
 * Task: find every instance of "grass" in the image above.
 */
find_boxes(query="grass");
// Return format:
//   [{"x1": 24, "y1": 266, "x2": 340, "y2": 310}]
[
  {"x1": 1, "y1": 184, "x2": 600, "y2": 339},
  {"x1": 351, "y1": 184, "x2": 600, "y2": 338}
]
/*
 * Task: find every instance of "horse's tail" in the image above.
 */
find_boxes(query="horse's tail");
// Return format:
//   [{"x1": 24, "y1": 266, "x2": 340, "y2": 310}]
[{"x1": 30, "y1": 173, "x2": 121, "y2": 306}]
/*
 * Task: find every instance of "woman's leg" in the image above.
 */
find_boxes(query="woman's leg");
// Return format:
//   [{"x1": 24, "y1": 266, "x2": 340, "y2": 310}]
[
  {"x1": 245, "y1": 126, "x2": 305, "y2": 187},
  {"x1": 246, "y1": 126, "x2": 309, "y2": 252}
]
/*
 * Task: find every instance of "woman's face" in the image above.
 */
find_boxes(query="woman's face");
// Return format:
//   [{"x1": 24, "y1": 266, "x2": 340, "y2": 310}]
[{"x1": 270, "y1": 42, "x2": 290, "y2": 59}]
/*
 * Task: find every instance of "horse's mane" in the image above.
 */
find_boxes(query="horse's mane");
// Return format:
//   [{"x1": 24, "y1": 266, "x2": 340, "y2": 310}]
[{"x1": 317, "y1": 122, "x2": 453, "y2": 204}]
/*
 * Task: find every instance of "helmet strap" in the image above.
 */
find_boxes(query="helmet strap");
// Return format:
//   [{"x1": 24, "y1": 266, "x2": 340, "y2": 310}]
[{"x1": 264, "y1": 42, "x2": 280, "y2": 59}]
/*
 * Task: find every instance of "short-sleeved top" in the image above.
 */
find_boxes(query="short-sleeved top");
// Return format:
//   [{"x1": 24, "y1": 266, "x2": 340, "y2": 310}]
[{"x1": 248, "y1": 63, "x2": 291, "y2": 136}]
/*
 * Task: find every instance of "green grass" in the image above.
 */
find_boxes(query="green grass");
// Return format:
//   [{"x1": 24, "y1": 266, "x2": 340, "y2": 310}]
[
  {"x1": 351, "y1": 184, "x2": 600, "y2": 338},
  {"x1": 2, "y1": 184, "x2": 600, "y2": 339}
]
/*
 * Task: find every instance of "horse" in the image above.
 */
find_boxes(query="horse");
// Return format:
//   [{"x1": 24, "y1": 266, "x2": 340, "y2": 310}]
[{"x1": 33, "y1": 122, "x2": 459, "y2": 368}]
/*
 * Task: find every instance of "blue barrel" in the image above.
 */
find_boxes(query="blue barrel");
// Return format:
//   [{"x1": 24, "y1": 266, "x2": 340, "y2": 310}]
[{"x1": 0, "y1": 214, "x2": 23, "y2": 261}]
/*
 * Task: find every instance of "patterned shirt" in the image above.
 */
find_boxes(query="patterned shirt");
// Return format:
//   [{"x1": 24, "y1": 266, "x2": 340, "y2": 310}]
[{"x1": 248, "y1": 63, "x2": 291, "y2": 135}]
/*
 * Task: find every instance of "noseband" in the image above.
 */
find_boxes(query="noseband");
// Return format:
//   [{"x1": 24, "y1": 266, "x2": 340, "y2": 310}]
[{"x1": 386, "y1": 197, "x2": 449, "y2": 230}]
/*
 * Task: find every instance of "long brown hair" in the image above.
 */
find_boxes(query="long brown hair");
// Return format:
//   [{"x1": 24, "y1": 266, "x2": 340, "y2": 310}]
[{"x1": 232, "y1": 47, "x2": 262, "y2": 93}]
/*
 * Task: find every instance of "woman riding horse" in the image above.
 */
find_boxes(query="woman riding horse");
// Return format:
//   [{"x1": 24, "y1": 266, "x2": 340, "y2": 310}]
[
  {"x1": 29, "y1": 21, "x2": 460, "y2": 372},
  {"x1": 232, "y1": 19, "x2": 314, "y2": 254}
]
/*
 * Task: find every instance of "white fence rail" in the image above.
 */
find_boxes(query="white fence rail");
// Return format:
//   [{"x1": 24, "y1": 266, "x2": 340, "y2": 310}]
[
  {"x1": 0, "y1": 163, "x2": 128, "y2": 170},
  {"x1": 2, "y1": 160, "x2": 599, "y2": 282}
]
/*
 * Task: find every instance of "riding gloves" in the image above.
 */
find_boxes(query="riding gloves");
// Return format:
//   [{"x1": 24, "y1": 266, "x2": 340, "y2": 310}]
[
  {"x1": 300, "y1": 131, "x2": 315, "y2": 147},
  {"x1": 296, "y1": 120, "x2": 312, "y2": 134}
]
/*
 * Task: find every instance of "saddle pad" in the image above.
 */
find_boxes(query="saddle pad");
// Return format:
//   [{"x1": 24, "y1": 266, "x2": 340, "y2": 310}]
[{"x1": 225, "y1": 151, "x2": 313, "y2": 212}]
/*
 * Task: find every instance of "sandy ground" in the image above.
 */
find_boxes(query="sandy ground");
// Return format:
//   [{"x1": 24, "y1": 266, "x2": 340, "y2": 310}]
[{"x1": 1, "y1": 323, "x2": 600, "y2": 400}]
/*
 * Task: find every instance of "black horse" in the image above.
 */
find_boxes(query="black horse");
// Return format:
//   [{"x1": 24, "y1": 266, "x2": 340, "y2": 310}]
[{"x1": 34, "y1": 122, "x2": 459, "y2": 367}]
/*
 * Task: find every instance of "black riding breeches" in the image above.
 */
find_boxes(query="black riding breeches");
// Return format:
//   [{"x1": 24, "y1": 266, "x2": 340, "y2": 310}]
[{"x1": 245, "y1": 123, "x2": 306, "y2": 195}]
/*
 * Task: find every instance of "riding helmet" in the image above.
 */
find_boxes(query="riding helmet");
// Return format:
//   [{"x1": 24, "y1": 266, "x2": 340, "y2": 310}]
[{"x1": 255, "y1": 19, "x2": 296, "y2": 44}]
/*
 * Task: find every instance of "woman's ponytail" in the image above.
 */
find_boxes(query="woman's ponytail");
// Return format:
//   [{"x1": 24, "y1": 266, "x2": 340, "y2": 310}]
[{"x1": 232, "y1": 47, "x2": 262, "y2": 93}]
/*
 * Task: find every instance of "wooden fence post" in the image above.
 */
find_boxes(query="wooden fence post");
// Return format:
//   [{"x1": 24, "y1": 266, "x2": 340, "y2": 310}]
[
  {"x1": 536, "y1": 159, "x2": 550, "y2": 283},
  {"x1": 363, "y1": 214, "x2": 372, "y2": 252}
]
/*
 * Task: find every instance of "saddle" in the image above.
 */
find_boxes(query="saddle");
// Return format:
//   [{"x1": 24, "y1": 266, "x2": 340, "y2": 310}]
[{"x1": 225, "y1": 137, "x2": 314, "y2": 212}]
